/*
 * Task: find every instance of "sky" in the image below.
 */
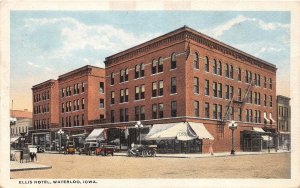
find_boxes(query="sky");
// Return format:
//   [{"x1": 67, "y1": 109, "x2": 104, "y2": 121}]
[{"x1": 10, "y1": 11, "x2": 290, "y2": 111}]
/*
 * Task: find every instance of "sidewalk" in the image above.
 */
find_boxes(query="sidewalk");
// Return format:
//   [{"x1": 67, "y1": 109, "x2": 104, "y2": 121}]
[{"x1": 10, "y1": 161, "x2": 52, "y2": 172}]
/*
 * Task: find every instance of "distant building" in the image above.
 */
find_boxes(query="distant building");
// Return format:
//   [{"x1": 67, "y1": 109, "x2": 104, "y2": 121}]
[{"x1": 277, "y1": 95, "x2": 290, "y2": 150}]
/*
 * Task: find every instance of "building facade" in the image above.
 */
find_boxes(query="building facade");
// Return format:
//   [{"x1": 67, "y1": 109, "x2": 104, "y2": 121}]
[
  {"x1": 104, "y1": 26, "x2": 277, "y2": 153},
  {"x1": 277, "y1": 95, "x2": 290, "y2": 150},
  {"x1": 58, "y1": 65, "x2": 105, "y2": 134}
]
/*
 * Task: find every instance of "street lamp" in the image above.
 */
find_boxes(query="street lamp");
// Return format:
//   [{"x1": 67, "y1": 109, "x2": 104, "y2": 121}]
[
  {"x1": 228, "y1": 121, "x2": 238, "y2": 155},
  {"x1": 57, "y1": 129, "x2": 64, "y2": 153},
  {"x1": 135, "y1": 121, "x2": 143, "y2": 145}
]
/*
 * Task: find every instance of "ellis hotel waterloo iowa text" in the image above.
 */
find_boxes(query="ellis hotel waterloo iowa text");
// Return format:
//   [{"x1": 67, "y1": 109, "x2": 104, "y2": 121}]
[{"x1": 30, "y1": 26, "x2": 278, "y2": 153}]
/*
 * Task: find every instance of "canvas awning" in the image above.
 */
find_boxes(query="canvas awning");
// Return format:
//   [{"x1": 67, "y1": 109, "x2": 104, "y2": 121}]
[
  {"x1": 85, "y1": 129, "x2": 105, "y2": 142},
  {"x1": 10, "y1": 137, "x2": 19, "y2": 143},
  {"x1": 188, "y1": 122, "x2": 214, "y2": 140},
  {"x1": 269, "y1": 114, "x2": 276, "y2": 123},
  {"x1": 264, "y1": 112, "x2": 270, "y2": 123},
  {"x1": 253, "y1": 127, "x2": 265, "y2": 133},
  {"x1": 145, "y1": 122, "x2": 197, "y2": 141}
]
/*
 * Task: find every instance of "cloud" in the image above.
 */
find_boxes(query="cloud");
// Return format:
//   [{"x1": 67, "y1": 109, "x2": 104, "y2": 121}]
[
  {"x1": 27, "y1": 61, "x2": 41, "y2": 68},
  {"x1": 209, "y1": 14, "x2": 289, "y2": 38}
]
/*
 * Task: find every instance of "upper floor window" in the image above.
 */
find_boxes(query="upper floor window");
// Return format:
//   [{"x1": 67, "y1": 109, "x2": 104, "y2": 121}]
[
  {"x1": 135, "y1": 86, "x2": 140, "y2": 100},
  {"x1": 269, "y1": 78, "x2": 273, "y2": 90},
  {"x1": 125, "y1": 68, "x2": 129, "y2": 81},
  {"x1": 264, "y1": 94, "x2": 267, "y2": 107},
  {"x1": 158, "y1": 80, "x2": 164, "y2": 96},
  {"x1": 213, "y1": 104, "x2": 217, "y2": 119},
  {"x1": 111, "y1": 110, "x2": 114, "y2": 123},
  {"x1": 158, "y1": 103, "x2": 164, "y2": 118},
  {"x1": 111, "y1": 91, "x2": 115, "y2": 105},
  {"x1": 141, "y1": 85, "x2": 145, "y2": 99},
  {"x1": 225, "y1": 85, "x2": 230, "y2": 99},
  {"x1": 135, "y1": 106, "x2": 140, "y2": 121},
  {"x1": 81, "y1": 98, "x2": 85, "y2": 109},
  {"x1": 152, "y1": 82, "x2": 157, "y2": 97},
  {"x1": 194, "y1": 52, "x2": 199, "y2": 69},
  {"x1": 257, "y1": 74, "x2": 261, "y2": 86},
  {"x1": 238, "y1": 88, "x2": 242, "y2": 101},
  {"x1": 217, "y1": 61, "x2": 222, "y2": 76},
  {"x1": 194, "y1": 77, "x2": 199, "y2": 94},
  {"x1": 120, "y1": 69, "x2": 125, "y2": 83},
  {"x1": 205, "y1": 56, "x2": 209, "y2": 72},
  {"x1": 205, "y1": 103, "x2": 210, "y2": 118},
  {"x1": 62, "y1": 88, "x2": 65, "y2": 97},
  {"x1": 213, "y1": 59, "x2": 217, "y2": 74},
  {"x1": 229, "y1": 65, "x2": 234, "y2": 79},
  {"x1": 140, "y1": 106, "x2": 145, "y2": 120},
  {"x1": 225, "y1": 63, "x2": 229, "y2": 77},
  {"x1": 135, "y1": 65, "x2": 140, "y2": 79},
  {"x1": 230, "y1": 86, "x2": 234, "y2": 99},
  {"x1": 152, "y1": 104, "x2": 157, "y2": 119},
  {"x1": 213, "y1": 82, "x2": 217, "y2": 97},
  {"x1": 254, "y1": 73, "x2": 257, "y2": 86},
  {"x1": 99, "y1": 82, "x2": 104, "y2": 94},
  {"x1": 125, "y1": 88, "x2": 129, "y2": 102},
  {"x1": 171, "y1": 101, "x2": 177, "y2": 117},
  {"x1": 120, "y1": 109, "x2": 124, "y2": 122},
  {"x1": 125, "y1": 108, "x2": 129, "y2": 122},
  {"x1": 100, "y1": 99, "x2": 104, "y2": 108},
  {"x1": 217, "y1": 83, "x2": 222, "y2": 98},
  {"x1": 158, "y1": 57, "x2": 163, "y2": 73},
  {"x1": 81, "y1": 83, "x2": 85, "y2": 93},
  {"x1": 194, "y1": 100, "x2": 199, "y2": 117},
  {"x1": 171, "y1": 77, "x2": 177, "y2": 94},
  {"x1": 140, "y1": 63, "x2": 145, "y2": 77},
  {"x1": 238, "y1": 68, "x2": 241, "y2": 81},
  {"x1": 120, "y1": 89, "x2": 125, "y2": 103},
  {"x1": 264, "y1": 76, "x2": 267, "y2": 88},
  {"x1": 205, "y1": 80, "x2": 209, "y2": 96},
  {"x1": 152, "y1": 60, "x2": 157, "y2": 74},
  {"x1": 217, "y1": 105, "x2": 222, "y2": 120},
  {"x1": 171, "y1": 53, "x2": 177, "y2": 69},
  {"x1": 270, "y1": 96, "x2": 273, "y2": 107},
  {"x1": 111, "y1": 73, "x2": 115, "y2": 85}
]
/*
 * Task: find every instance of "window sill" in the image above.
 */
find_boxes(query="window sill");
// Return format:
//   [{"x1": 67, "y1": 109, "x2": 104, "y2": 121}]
[
  {"x1": 134, "y1": 77, "x2": 145, "y2": 81},
  {"x1": 170, "y1": 93, "x2": 177, "y2": 96},
  {"x1": 119, "y1": 81, "x2": 129, "y2": 85},
  {"x1": 151, "y1": 72, "x2": 164, "y2": 76},
  {"x1": 134, "y1": 99, "x2": 145, "y2": 102},
  {"x1": 151, "y1": 96, "x2": 163, "y2": 99},
  {"x1": 119, "y1": 102, "x2": 129, "y2": 104},
  {"x1": 194, "y1": 93, "x2": 200, "y2": 95},
  {"x1": 170, "y1": 68, "x2": 177, "y2": 71}
]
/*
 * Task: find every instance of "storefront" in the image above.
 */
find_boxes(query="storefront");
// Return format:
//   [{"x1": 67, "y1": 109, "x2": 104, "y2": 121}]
[{"x1": 241, "y1": 127, "x2": 273, "y2": 152}]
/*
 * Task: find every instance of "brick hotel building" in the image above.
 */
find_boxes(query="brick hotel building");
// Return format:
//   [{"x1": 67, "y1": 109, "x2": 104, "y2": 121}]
[{"x1": 104, "y1": 26, "x2": 277, "y2": 153}]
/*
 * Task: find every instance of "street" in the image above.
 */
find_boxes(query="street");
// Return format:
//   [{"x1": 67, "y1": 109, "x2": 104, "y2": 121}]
[{"x1": 10, "y1": 152, "x2": 290, "y2": 179}]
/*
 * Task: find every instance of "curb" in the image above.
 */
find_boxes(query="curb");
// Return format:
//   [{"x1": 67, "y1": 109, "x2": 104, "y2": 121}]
[{"x1": 11, "y1": 165, "x2": 52, "y2": 172}]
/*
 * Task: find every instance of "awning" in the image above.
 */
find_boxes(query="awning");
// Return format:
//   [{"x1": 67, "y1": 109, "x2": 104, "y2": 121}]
[
  {"x1": 188, "y1": 122, "x2": 214, "y2": 140},
  {"x1": 253, "y1": 127, "x2": 265, "y2": 133},
  {"x1": 145, "y1": 122, "x2": 197, "y2": 141},
  {"x1": 264, "y1": 112, "x2": 270, "y2": 123},
  {"x1": 10, "y1": 137, "x2": 19, "y2": 143},
  {"x1": 262, "y1": 135, "x2": 273, "y2": 141},
  {"x1": 269, "y1": 114, "x2": 276, "y2": 123},
  {"x1": 85, "y1": 129, "x2": 105, "y2": 142}
]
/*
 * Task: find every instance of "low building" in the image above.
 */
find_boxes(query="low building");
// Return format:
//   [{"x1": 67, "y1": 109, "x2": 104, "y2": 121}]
[{"x1": 277, "y1": 95, "x2": 290, "y2": 150}]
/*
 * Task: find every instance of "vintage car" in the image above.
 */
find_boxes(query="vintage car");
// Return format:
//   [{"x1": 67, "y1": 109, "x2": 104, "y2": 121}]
[
  {"x1": 97, "y1": 144, "x2": 115, "y2": 156},
  {"x1": 65, "y1": 141, "x2": 76, "y2": 154},
  {"x1": 79, "y1": 142, "x2": 99, "y2": 155}
]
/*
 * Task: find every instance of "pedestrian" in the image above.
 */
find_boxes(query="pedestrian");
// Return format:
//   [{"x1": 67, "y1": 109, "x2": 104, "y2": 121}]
[{"x1": 209, "y1": 141, "x2": 214, "y2": 156}]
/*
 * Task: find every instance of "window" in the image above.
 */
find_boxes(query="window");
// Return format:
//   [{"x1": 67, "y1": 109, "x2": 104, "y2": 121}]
[
  {"x1": 258, "y1": 74, "x2": 261, "y2": 86},
  {"x1": 77, "y1": 99, "x2": 79, "y2": 110},
  {"x1": 269, "y1": 78, "x2": 272, "y2": 90},
  {"x1": 100, "y1": 99, "x2": 104, "y2": 108},
  {"x1": 205, "y1": 56, "x2": 209, "y2": 72},
  {"x1": 205, "y1": 80, "x2": 209, "y2": 95},
  {"x1": 270, "y1": 96, "x2": 273, "y2": 107},
  {"x1": 135, "y1": 86, "x2": 140, "y2": 100},
  {"x1": 111, "y1": 110, "x2": 114, "y2": 123},
  {"x1": 249, "y1": 91, "x2": 253, "y2": 104},
  {"x1": 194, "y1": 77, "x2": 199, "y2": 94},
  {"x1": 120, "y1": 109, "x2": 124, "y2": 122},
  {"x1": 194, "y1": 52, "x2": 199, "y2": 69},
  {"x1": 111, "y1": 73, "x2": 114, "y2": 85},
  {"x1": 158, "y1": 57, "x2": 163, "y2": 73},
  {"x1": 135, "y1": 106, "x2": 139, "y2": 121},
  {"x1": 213, "y1": 82, "x2": 217, "y2": 97},
  {"x1": 152, "y1": 104, "x2": 157, "y2": 119},
  {"x1": 66, "y1": 102, "x2": 68, "y2": 112},
  {"x1": 125, "y1": 108, "x2": 129, "y2": 122},
  {"x1": 140, "y1": 106, "x2": 145, "y2": 120},
  {"x1": 194, "y1": 100, "x2": 199, "y2": 117},
  {"x1": 213, "y1": 104, "x2": 217, "y2": 119},
  {"x1": 213, "y1": 59, "x2": 217, "y2": 74},
  {"x1": 99, "y1": 82, "x2": 104, "y2": 94},
  {"x1": 158, "y1": 103, "x2": 164, "y2": 118},
  {"x1": 225, "y1": 85, "x2": 229, "y2": 99},
  {"x1": 82, "y1": 83, "x2": 85, "y2": 92},
  {"x1": 152, "y1": 82, "x2": 157, "y2": 97},
  {"x1": 238, "y1": 68, "x2": 241, "y2": 81},
  {"x1": 76, "y1": 84, "x2": 79, "y2": 94},
  {"x1": 225, "y1": 63, "x2": 229, "y2": 77},
  {"x1": 135, "y1": 65, "x2": 140, "y2": 79},
  {"x1": 246, "y1": 109, "x2": 249, "y2": 122},
  {"x1": 62, "y1": 88, "x2": 65, "y2": 97},
  {"x1": 230, "y1": 86, "x2": 234, "y2": 99},
  {"x1": 125, "y1": 88, "x2": 129, "y2": 102},
  {"x1": 249, "y1": 109, "x2": 253, "y2": 122},
  {"x1": 125, "y1": 68, "x2": 129, "y2": 81},
  {"x1": 238, "y1": 88, "x2": 242, "y2": 101},
  {"x1": 69, "y1": 101, "x2": 72, "y2": 111},
  {"x1": 141, "y1": 85, "x2": 145, "y2": 99},
  {"x1": 217, "y1": 83, "x2": 222, "y2": 98},
  {"x1": 171, "y1": 77, "x2": 177, "y2": 94},
  {"x1": 74, "y1": 84, "x2": 76, "y2": 94},
  {"x1": 217, "y1": 105, "x2": 222, "y2": 120},
  {"x1": 245, "y1": 70, "x2": 249, "y2": 83},
  {"x1": 229, "y1": 106, "x2": 234, "y2": 120},
  {"x1": 140, "y1": 63, "x2": 145, "y2": 77},
  {"x1": 62, "y1": 103, "x2": 64, "y2": 113},
  {"x1": 264, "y1": 76, "x2": 267, "y2": 88},
  {"x1": 258, "y1": 111, "x2": 261, "y2": 123},
  {"x1": 120, "y1": 69, "x2": 124, "y2": 83},
  {"x1": 69, "y1": 116, "x2": 71, "y2": 127},
  {"x1": 74, "y1": 100, "x2": 76, "y2": 111},
  {"x1": 120, "y1": 89, "x2": 124, "y2": 103},
  {"x1": 264, "y1": 94, "x2": 267, "y2": 107},
  {"x1": 152, "y1": 60, "x2": 157, "y2": 74},
  {"x1": 217, "y1": 61, "x2": 222, "y2": 75},
  {"x1": 254, "y1": 92, "x2": 257, "y2": 104},
  {"x1": 229, "y1": 65, "x2": 234, "y2": 79},
  {"x1": 254, "y1": 110, "x2": 258, "y2": 123},
  {"x1": 74, "y1": 115, "x2": 77, "y2": 126},
  {"x1": 111, "y1": 91, "x2": 115, "y2": 105},
  {"x1": 238, "y1": 108, "x2": 242, "y2": 121},
  {"x1": 254, "y1": 73, "x2": 257, "y2": 85},
  {"x1": 171, "y1": 101, "x2": 177, "y2": 117},
  {"x1": 158, "y1": 80, "x2": 164, "y2": 96},
  {"x1": 171, "y1": 53, "x2": 177, "y2": 69},
  {"x1": 205, "y1": 103, "x2": 210, "y2": 118}
]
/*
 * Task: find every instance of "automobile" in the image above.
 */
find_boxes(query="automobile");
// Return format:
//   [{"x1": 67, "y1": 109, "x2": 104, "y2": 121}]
[
  {"x1": 79, "y1": 142, "x2": 99, "y2": 155},
  {"x1": 65, "y1": 141, "x2": 76, "y2": 154},
  {"x1": 98, "y1": 144, "x2": 115, "y2": 156}
]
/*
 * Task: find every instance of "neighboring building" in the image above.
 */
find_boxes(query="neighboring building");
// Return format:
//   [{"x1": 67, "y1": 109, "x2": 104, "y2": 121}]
[
  {"x1": 104, "y1": 26, "x2": 277, "y2": 153},
  {"x1": 10, "y1": 109, "x2": 32, "y2": 119},
  {"x1": 31, "y1": 79, "x2": 59, "y2": 149},
  {"x1": 277, "y1": 95, "x2": 290, "y2": 150},
  {"x1": 58, "y1": 65, "x2": 105, "y2": 134}
]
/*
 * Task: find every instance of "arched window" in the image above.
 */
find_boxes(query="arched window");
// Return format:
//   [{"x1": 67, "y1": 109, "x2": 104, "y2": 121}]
[
  {"x1": 238, "y1": 68, "x2": 241, "y2": 81},
  {"x1": 152, "y1": 59, "x2": 157, "y2": 74},
  {"x1": 229, "y1": 65, "x2": 234, "y2": 79},
  {"x1": 171, "y1": 53, "x2": 176, "y2": 69},
  {"x1": 205, "y1": 56, "x2": 209, "y2": 72},
  {"x1": 213, "y1": 59, "x2": 217, "y2": 74},
  {"x1": 217, "y1": 61, "x2": 222, "y2": 76},
  {"x1": 225, "y1": 63, "x2": 229, "y2": 77},
  {"x1": 158, "y1": 57, "x2": 163, "y2": 73},
  {"x1": 111, "y1": 72, "x2": 114, "y2": 85},
  {"x1": 194, "y1": 52, "x2": 199, "y2": 69}
]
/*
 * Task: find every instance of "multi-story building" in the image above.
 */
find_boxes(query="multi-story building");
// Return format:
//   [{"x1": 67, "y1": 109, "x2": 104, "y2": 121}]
[
  {"x1": 58, "y1": 65, "x2": 105, "y2": 135},
  {"x1": 104, "y1": 26, "x2": 277, "y2": 153},
  {"x1": 31, "y1": 79, "x2": 59, "y2": 149},
  {"x1": 277, "y1": 95, "x2": 290, "y2": 150}
]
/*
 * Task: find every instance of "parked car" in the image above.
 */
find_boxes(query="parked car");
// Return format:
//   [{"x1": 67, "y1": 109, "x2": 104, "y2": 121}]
[
  {"x1": 65, "y1": 141, "x2": 76, "y2": 154},
  {"x1": 79, "y1": 142, "x2": 99, "y2": 155}
]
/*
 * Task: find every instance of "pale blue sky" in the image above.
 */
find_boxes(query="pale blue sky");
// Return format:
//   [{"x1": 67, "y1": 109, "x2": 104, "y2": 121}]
[{"x1": 10, "y1": 11, "x2": 290, "y2": 110}]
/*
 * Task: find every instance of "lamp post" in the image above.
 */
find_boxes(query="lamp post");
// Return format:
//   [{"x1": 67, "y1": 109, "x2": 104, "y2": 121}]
[
  {"x1": 57, "y1": 129, "x2": 64, "y2": 153},
  {"x1": 228, "y1": 121, "x2": 238, "y2": 155},
  {"x1": 135, "y1": 121, "x2": 143, "y2": 145}
]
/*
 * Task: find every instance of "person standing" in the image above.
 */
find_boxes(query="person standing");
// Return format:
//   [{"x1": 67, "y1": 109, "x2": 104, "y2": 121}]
[{"x1": 209, "y1": 141, "x2": 214, "y2": 156}]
